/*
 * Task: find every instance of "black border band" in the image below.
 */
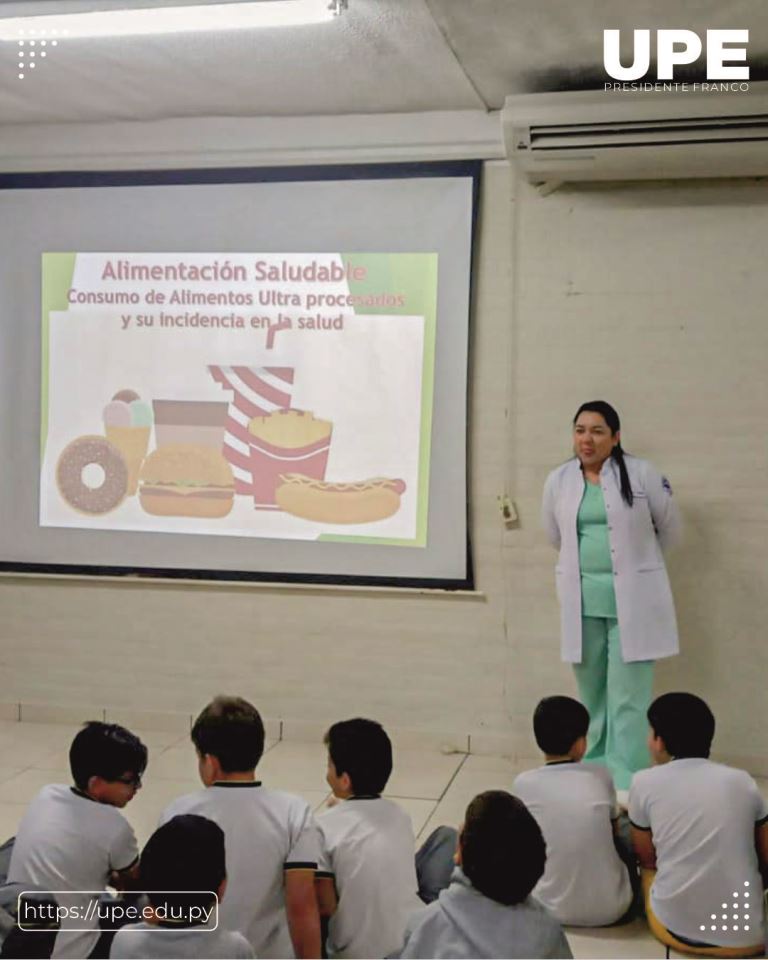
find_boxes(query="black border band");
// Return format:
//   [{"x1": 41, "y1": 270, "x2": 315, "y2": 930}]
[{"x1": 1, "y1": 159, "x2": 480, "y2": 591}]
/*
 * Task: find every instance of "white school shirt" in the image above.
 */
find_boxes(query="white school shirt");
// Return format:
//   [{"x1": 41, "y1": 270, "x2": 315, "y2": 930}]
[
  {"x1": 512, "y1": 762, "x2": 632, "y2": 926},
  {"x1": 317, "y1": 796, "x2": 423, "y2": 959},
  {"x1": 7, "y1": 784, "x2": 138, "y2": 960},
  {"x1": 109, "y1": 920, "x2": 254, "y2": 959},
  {"x1": 160, "y1": 781, "x2": 321, "y2": 958},
  {"x1": 629, "y1": 758, "x2": 768, "y2": 947}
]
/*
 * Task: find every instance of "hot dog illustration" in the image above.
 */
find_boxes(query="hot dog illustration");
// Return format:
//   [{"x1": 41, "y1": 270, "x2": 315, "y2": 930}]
[{"x1": 275, "y1": 474, "x2": 406, "y2": 524}]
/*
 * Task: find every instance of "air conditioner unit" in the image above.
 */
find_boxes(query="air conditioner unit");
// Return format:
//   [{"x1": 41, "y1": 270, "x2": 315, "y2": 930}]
[{"x1": 502, "y1": 84, "x2": 768, "y2": 183}]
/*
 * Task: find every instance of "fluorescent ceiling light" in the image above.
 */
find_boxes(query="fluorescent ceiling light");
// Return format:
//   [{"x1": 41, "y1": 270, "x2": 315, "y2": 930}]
[{"x1": 0, "y1": 0, "x2": 344, "y2": 40}]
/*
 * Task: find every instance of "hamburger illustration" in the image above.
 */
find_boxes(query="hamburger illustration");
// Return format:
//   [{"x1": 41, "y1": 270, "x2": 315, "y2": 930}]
[{"x1": 138, "y1": 444, "x2": 235, "y2": 518}]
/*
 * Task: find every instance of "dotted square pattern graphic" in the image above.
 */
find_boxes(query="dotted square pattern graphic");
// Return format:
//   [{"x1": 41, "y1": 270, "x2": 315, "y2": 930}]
[
  {"x1": 17, "y1": 29, "x2": 65, "y2": 79},
  {"x1": 700, "y1": 881, "x2": 751, "y2": 935}
]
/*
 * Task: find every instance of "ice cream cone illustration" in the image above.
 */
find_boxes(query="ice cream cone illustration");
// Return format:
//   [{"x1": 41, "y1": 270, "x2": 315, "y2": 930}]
[{"x1": 103, "y1": 394, "x2": 153, "y2": 496}]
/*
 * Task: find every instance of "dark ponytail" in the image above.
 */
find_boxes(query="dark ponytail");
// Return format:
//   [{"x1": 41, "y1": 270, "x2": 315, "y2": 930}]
[
  {"x1": 573, "y1": 400, "x2": 634, "y2": 507},
  {"x1": 610, "y1": 444, "x2": 633, "y2": 507}
]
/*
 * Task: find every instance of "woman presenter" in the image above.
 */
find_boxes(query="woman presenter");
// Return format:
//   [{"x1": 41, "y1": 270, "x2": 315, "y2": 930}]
[{"x1": 541, "y1": 401, "x2": 681, "y2": 789}]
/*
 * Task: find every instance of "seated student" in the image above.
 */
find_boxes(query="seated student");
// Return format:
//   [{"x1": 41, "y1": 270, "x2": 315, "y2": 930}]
[
  {"x1": 315, "y1": 718, "x2": 423, "y2": 959},
  {"x1": 109, "y1": 814, "x2": 252, "y2": 959},
  {"x1": 8, "y1": 721, "x2": 147, "y2": 960},
  {"x1": 0, "y1": 884, "x2": 60, "y2": 959},
  {"x1": 159, "y1": 696, "x2": 321, "y2": 959},
  {"x1": 398, "y1": 791, "x2": 572, "y2": 959},
  {"x1": 630, "y1": 692, "x2": 768, "y2": 952},
  {"x1": 512, "y1": 696, "x2": 633, "y2": 926}
]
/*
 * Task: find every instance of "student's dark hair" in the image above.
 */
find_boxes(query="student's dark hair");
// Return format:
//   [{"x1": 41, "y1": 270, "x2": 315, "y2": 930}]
[
  {"x1": 69, "y1": 722, "x2": 148, "y2": 792},
  {"x1": 533, "y1": 696, "x2": 589, "y2": 755},
  {"x1": 191, "y1": 696, "x2": 265, "y2": 773},
  {"x1": 460, "y1": 791, "x2": 546, "y2": 906},
  {"x1": 647, "y1": 692, "x2": 715, "y2": 759},
  {"x1": 574, "y1": 400, "x2": 633, "y2": 506},
  {"x1": 324, "y1": 718, "x2": 393, "y2": 795},
  {"x1": 140, "y1": 815, "x2": 225, "y2": 915}
]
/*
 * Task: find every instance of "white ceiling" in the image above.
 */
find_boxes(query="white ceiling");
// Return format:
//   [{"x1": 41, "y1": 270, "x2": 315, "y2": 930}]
[{"x1": 1, "y1": 0, "x2": 767, "y2": 126}]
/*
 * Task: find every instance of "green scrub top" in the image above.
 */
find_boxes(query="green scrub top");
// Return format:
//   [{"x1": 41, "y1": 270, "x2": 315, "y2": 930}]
[{"x1": 577, "y1": 481, "x2": 617, "y2": 618}]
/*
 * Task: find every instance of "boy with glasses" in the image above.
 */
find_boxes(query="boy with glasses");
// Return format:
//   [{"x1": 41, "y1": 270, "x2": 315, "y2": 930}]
[{"x1": 8, "y1": 721, "x2": 147, "y2": 959}]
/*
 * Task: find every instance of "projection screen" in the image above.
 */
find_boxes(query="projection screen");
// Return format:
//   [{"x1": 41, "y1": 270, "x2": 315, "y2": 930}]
[{"x1": 0, "y1": 162, "x2": 477, "y2": 587}]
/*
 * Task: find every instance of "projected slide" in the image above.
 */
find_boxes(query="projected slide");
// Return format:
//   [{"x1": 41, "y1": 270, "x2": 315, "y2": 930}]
[{"x1": 40, "y1": 252, "x2": 436, "y2": 546}]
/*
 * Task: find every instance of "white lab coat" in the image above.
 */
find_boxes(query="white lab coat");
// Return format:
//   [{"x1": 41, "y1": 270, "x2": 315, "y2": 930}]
[{"x1": 541, "y1": 455, "x2": 681, "y2": 664}]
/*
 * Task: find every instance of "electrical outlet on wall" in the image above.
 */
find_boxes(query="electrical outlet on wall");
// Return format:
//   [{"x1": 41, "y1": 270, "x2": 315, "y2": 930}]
[{"x1": 497, "y1": 494, "x2": 518, "y2": 529}]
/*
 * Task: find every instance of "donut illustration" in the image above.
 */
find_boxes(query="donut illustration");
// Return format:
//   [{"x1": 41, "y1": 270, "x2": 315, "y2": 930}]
[{"x1": 56, "y1": 435, "x2": 129, "y2": 515}]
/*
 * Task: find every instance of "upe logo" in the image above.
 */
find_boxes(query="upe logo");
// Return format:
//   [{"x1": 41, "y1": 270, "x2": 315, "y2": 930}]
[{"x1": 604, "y1": 30, "x2": 749, "y2": 81}]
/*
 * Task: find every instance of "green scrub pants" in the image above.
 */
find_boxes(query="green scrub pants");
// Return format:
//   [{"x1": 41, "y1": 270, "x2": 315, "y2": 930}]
[{"x1": 573, "y1": 616, "x2": 654, "y2": 790}]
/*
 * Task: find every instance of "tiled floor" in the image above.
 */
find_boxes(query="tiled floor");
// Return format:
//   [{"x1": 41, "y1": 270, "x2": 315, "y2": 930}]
[{"x1": 0, "y1": 719, "x2": 766, "y2": 959}]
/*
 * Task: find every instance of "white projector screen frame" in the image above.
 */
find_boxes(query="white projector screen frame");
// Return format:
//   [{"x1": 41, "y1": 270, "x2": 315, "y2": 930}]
[{"x1": 0, "y1": 161, "x2": 478, "y2": 589}]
